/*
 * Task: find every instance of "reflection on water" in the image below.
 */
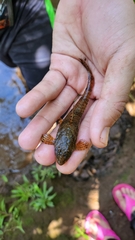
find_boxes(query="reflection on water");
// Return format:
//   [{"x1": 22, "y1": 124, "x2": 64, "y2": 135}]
[{"x1": 0, "y1": 61, "x2": 32, "y2": 174}]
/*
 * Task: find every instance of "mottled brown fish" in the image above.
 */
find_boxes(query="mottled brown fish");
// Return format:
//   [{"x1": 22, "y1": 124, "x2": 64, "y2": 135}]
[{"x1": 41, "y1": 59, "x2": 94, "y2": 165}]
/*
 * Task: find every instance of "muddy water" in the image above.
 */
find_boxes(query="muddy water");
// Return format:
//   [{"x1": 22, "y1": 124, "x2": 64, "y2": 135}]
[{"x1": 0, "y1": 62, "x2": 33, "y2": 174}]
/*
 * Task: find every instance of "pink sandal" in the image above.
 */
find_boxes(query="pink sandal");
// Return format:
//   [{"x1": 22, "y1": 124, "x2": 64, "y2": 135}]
[
  {"x1": 112, "y1": 183, "x2": 135, "y2": 221},
  {"x1": 85, "y1": 210, "x2": 120, "y2": 240}
]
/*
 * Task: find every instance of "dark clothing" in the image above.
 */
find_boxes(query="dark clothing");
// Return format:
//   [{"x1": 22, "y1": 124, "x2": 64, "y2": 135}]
[{"x1": 0, "y1": 0, "x2": 52, "y2": 89}]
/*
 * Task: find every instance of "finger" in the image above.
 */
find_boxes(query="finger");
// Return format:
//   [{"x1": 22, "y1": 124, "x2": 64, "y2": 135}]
[
  {"x1": 16, "y1": 70, "x2": 66, "y2": 117},
  {"x1": 56, "y1": 149, "x2": 91, "y2": 174},
  {"x1": 34, "y1": 126, "x2": 57, "y2": 166},
  {"x1": 35, "y1": 144, "x2": 56, "y2": 166},
  {"x1": 90, "y1": 50, "x2": 135, "y2": 148},
  {"x1": 18, "y1": 85, "x2": 77, "y2": 150},
  {"x1": 16, "y1": 55, "x2": 89, "y2": 118}
]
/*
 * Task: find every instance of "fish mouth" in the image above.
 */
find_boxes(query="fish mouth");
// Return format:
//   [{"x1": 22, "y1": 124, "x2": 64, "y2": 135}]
[{"x1": 56, "y1": 157, "x2": 68, "y2": 166}]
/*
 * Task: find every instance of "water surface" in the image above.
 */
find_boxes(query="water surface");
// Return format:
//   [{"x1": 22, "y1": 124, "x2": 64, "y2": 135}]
[{"x1": 0, "y1": 62, "x2": 32, "y2": 174}]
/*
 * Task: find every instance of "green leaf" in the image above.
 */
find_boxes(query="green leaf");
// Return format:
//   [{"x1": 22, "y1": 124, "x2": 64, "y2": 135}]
[
  {"x1": 12, "y1": 207, "x2": 20, "y2": 219},
  {"x1": 0, "y1": 199, "x2": 6, "y2": 212},
  {"x1": 22, "y1": 175, "x2": 29, "y2": 184},
  {"x1": 16, "y1": 225, "x2": 25, "y2": 234},
  {"x1": 15, "y1": 218, "x2": 25, "y2": 234},
  {"x1": 1, "y1": 175, "x2": 8, "y2": 183},
  {"x1": 9, "y1": 204, "x2": 15, "y2": 214},
  {"x1": 74, "y1": 225, "x2": 89, "y2": 239},
  {"x1": 0, "y1": 230, "x2": 3, "y2": 236},
  {"x1": 47, "y1": 193, "x2": 56, "y2": 201},
  {"x1": 0, "y1": 215, "x2": 6, "y2": 229},
  {"x1": 46, "y1": 186, "x2": 53, "y2": 194},
  {"x1": 47, "y1": 201, "x2": 54, "y2": 207}
]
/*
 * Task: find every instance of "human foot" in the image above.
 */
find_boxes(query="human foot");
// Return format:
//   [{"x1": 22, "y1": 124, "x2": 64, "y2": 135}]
[
  {"x1": 112, "y1": 183, "x2": 135, "y2": 230},
  {"x1": 85, "y1": 210, "x2": 120, "y2": 240}
]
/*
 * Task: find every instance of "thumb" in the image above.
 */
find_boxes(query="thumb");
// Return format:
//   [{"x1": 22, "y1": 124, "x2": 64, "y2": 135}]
[{"x1": 90, "y1": 50, "x2": 135, "y2": 148}]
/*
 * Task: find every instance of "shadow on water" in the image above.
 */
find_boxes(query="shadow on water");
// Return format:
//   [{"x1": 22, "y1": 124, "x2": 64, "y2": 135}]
[{"x1": 0, "y1": 61, "x2": 33, "y2": 174}]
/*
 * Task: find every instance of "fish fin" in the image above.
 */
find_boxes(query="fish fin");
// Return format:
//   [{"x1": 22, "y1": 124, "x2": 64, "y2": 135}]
[
  {"x1": 41, "y1": 134, "x2": 54, "y2": 145},
  {"x1": 76, "y1": 140, "x2": 91, "y2": 150}
]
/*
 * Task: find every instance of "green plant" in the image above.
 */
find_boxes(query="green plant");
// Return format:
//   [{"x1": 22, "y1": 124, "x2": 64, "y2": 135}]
[
  {"x1": 11, "y1": 175, "x2": 56, "y2": 212},
  {"x1": 11, "y1": 175, "x2": 33, "y2": 205},
  {"x1": 0, "y1": 199, "x2": 24, "y2": 239},
  {"x1": 31, "y1": 165, "x2": 61, "y2": 183},
  {"x1": 30, "y1": 182, "x2": 56, "y2": 211},
  {"x1": 0, "y1": 199, "x2": 8, "y2": 230}
]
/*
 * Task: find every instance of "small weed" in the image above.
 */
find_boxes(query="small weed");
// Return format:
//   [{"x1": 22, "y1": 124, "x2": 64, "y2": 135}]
[
  {"x1": 32, "y1": 164, "x2": 61, "y2": 183},
  {"x1": 30, "y1": 182, "x2": 56, "y2": 211},
  {"x1": 11, "y1": 175, "x2": 33, "y2": 205},
  {"x1": 0, "y1": 199, "x2": 24, "y2": 239},
  {"x1": 73, "y1": 225, "x2": 89, "y2": 239}
]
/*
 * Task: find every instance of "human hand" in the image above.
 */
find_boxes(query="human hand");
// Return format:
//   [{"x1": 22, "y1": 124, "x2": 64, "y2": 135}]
[{"x1": 16, "y1": 0, "x2": 135, "y2": 174}]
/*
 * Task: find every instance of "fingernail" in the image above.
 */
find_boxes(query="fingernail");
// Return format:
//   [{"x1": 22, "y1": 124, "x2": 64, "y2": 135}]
[{"x1": 100, "y1": 127, "x2": 110, "y2": 146}]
